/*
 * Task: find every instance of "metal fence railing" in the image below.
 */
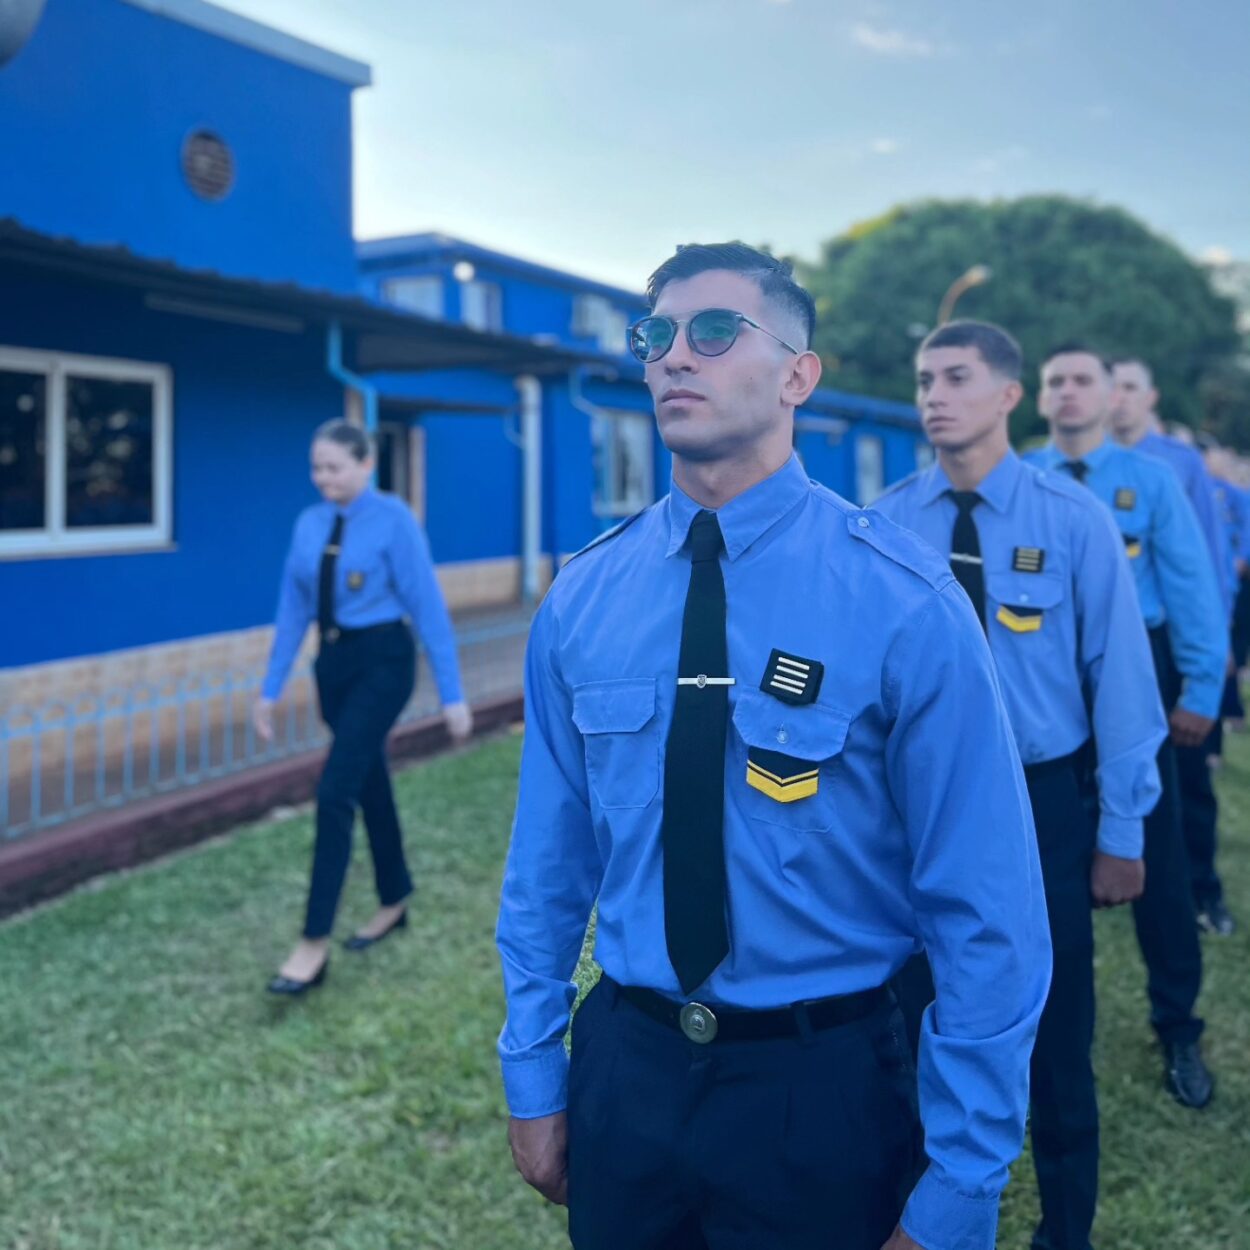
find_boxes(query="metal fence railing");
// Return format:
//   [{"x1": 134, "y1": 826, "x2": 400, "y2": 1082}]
[{"x1": 1, "y1": 607, "x2": 533, "y2": 841}]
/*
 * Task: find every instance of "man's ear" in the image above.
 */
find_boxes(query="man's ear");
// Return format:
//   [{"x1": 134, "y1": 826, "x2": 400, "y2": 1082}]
[{"x1": 783, "y1": 351, "x2": 823, "y2": 408}]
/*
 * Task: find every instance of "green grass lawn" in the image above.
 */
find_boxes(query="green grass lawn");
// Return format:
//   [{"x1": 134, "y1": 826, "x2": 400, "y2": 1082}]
[{"x1": 2, "y1": 726, "x2": 1248, "y2": 1250}]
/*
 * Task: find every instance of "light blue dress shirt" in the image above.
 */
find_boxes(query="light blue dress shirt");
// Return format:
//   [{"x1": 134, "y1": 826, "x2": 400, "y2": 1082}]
[
  {"x1": 1133, "y1": 431, "x2": 1234, "y2": 615},
  {"x1": 262, "y1": 487, "x2": 464, "y2": 705},
  {"x1": 872, "y1": 452, "x2": 1165, "y2": 859},
  {"x1": 1025, "y1": 439, "x2": 1226, "y2": 719},
  {"x1": 497, "y1": 455, "x2": 1051, "y2": 1250},
  {"x1": 1214, "y1": 480, "x2": 1250, "y2": 566}
]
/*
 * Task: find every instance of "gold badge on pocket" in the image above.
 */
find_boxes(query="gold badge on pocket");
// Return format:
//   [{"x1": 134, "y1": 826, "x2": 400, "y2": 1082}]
[
  {"x1": 346, "y1": 571, "x2": 365, "y2": 590},
  {"x1": 746, "y1": 746, "x2": 819, "y2": 803},
  {"x1": 1114, "y1": 488, "x2": 1137, "y2": 510},
  {"x1": 996, "y1": 605, "x2": 1044, "y2": 633},
  {"x1": 1122, "y1": 535, "x2": 1142, "y2": 559}
]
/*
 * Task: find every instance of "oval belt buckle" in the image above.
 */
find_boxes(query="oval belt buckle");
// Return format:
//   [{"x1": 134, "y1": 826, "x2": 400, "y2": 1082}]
[{"x1": 679, "y1": 1001, "x2": 718, "y2": 1044}]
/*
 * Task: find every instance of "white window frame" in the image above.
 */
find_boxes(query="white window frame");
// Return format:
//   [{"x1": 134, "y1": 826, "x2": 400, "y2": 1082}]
[
  {"x1": 592, "y1": 408, "x2": 655, "y2": 518},
  {"x1": 381, "y1": 275, "x2": 445, "y2": 319},
  {"x1": 460, "y1": 279, "x2": 503, "y2": 332},
  {"x1": 0, "y1": 345, "x2": 173, "y2": 558}
]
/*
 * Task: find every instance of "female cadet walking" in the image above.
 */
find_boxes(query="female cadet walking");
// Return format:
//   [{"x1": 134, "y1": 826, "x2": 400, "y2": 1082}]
[{"x1": 254, "y1": 419, "x2": 472, "y2": 995}]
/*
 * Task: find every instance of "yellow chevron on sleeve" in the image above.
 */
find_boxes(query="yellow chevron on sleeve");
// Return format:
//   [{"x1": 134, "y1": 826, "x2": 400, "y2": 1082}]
[{"x1": 996, "y1": 606, "x2": 1044, "y2": 633}]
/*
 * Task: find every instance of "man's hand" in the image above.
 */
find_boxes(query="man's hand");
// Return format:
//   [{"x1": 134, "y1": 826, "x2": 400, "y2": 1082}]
[
  {"x1": 443, "y1": 701, "x2": 474, "y2": 743},
  {"x1": 1090, "y1": 851, "x2": 1145, "y2": 908},
  {"x1": 252, "y1": 697, "x2": 275, "y2": 744},
  {"x1": 507, "y1": 1113, "x2": 568, "y2": 1205},
  {"x1": 1170, "y1": 706, "x2": 1215, "y2": 749},
  {"x1": 880, "y1": 1225, "x2": 926, "y2": 1250}
]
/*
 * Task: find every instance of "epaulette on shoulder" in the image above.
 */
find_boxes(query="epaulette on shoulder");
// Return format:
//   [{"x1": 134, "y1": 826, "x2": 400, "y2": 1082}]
[
  {"x1": 846, "y1": 508, "x2": 953, "y2": 591},
  {"x1": 561, "y1": 508, "x2": 648, "y2": 571}
]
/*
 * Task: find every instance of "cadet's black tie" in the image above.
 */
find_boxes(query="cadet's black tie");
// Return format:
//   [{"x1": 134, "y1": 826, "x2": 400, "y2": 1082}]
[
  {"x1": 662, "y1": 510, "x2": 730, "y2": 994},
  {"x1": 318, "y1": 514, "x2": 345, "y2": 638},
  {"x1": 948, "y1": 490, "x2": 986, "y2": 629},
  {"x1": 1061, "y1": 460, "x2": 1090, "y2": 485}
]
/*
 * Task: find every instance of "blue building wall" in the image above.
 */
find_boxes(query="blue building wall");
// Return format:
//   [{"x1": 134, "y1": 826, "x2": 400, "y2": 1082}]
[
  {"x1": 0, "y1": 268, "x2": 341, "y2": 667},
  {"x1": 0, "y1": 0, "x2": 360, "y2": 291}
]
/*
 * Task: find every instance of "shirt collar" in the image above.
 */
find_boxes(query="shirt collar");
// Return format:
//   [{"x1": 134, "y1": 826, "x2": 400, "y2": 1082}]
[
  {"x1": 666, "y1": 454, "x2": 810, "y2": 561},
  {"x1": 1040, "y1": 435, "x2": 1114, "y2": 473},
  {"x1": 914, "y1": 450, "x2": 1022, "y2": 515},
  {"x1": 341, "y1": 486, "x2": 377, "y2": 520}
]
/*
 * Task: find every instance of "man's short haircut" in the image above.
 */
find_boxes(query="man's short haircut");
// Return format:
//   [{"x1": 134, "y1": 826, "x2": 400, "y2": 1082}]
[
  {"x1": 1112, "y1": 356, "x2": 1154, "y2": 386},
  {"x1": 918, "y1": 320, "x2": 1022, "y2": 381},
  {"x1": 1041, "y1": 341, "x2": 1112, "y2": 373},
  {"x1": 646, "y1": 242, "x2": 817, "y2": 348}
]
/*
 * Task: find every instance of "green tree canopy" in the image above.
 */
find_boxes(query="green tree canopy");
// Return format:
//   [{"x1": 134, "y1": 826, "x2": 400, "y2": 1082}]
[{"x1": 797, "y1": 197, "x2": 1242, "y2": 443}]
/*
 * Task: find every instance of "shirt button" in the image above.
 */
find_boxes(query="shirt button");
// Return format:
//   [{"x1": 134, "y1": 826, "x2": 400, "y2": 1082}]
[
  {"x1": 1020, "y1": 593, "x2": 1030, "y2": 603},
  {"x1": 777, "y1": 728, "x2": 790, "y2": 745},
  {"x1": 858, "y1": 517, "x2": 870, "y2": 528}
]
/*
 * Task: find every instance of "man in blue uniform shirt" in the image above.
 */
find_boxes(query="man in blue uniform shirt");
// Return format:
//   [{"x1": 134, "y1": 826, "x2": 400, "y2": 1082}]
[
  {"x1": 1110, "y1": 360, "x2": 1238, "y2": 936},
  {"x1": 1027, "y1": 345, "x2": 1224, "y2": 1109},
  {"x1": 874, "y1": 321, "x2": 1164, "y2": 1250},
  {"x1": 496, "y1": 244, "x2": 1051, "y2": 1250}
]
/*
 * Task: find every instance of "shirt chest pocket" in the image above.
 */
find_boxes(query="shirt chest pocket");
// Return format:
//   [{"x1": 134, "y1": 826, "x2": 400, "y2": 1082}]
[
  {"x1": 572, "y1": 678, "x2": 661, "y2": 810},
  {"x1": 987, "y1": 570, "x2": 1065, "y2": 635},
  {"x1": 732, "y1": 688, "x2": 851, "y2": 833}
]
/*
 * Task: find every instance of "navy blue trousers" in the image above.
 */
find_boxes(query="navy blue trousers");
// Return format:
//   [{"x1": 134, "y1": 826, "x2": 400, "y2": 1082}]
[
  {"x1": 894, "y1": 756, "x2": 1097, "y2": 1250},
  {"x1": 566, "y1": 979, "x2": 922, "y2": 1250},
  {"x1": 1135, "y1": 628, "x2": 1204, "y2": 1042},
  {"x1": 303, "y1": 622, "x2": 416, "y2": 938}
]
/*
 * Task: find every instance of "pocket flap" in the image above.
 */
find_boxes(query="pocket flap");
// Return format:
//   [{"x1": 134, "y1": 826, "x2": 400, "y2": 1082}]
[
  {"x1": 987, "y1": 570, "x2": 1065, "y2": 611},
  {"x1": 732, "y1": 688, "x2": 851, "y2": 762},
  {"x1": 572, "y1": 678, "x2": 657, "y2": 734}
]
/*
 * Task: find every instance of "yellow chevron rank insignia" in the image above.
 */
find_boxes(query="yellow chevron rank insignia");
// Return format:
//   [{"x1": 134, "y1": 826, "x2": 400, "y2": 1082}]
[
  {"x1": 1123, "y1": 534, "x2": 1142, "y2": 559},
  {"x1": 996, "y1": 605, "x2": 1044, "y2": 633},
  {"x1": 347, "y1": 571, "x2": 365, "y2": 590},
  {"x1": 746, "y1": 747, "x2": 819, "y2": 803},
  {"x1": 1012, "y1": 547, "x2": 1045, "y2": 573},
  {"x1": 1114, "y1": 488, "x2": 1137, "y2": 510}
]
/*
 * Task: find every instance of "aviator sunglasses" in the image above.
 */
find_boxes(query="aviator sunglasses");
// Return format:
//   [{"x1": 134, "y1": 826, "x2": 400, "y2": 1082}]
[{"x1": 628, "y1": 307, "x2": 801, "y2": 364}]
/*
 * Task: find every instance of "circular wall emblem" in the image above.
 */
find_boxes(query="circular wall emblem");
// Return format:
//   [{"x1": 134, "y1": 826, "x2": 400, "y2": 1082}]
[{"x1": 181, "y1": 130, "x2": 235, "y2": 201}]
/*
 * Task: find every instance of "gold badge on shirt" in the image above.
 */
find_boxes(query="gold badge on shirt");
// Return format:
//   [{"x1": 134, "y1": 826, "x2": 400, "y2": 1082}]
[
  {"x1": 746, "y1": 747, "x2": 820, "y2": 803},
  {"x1": 1114, "y1": 488, "x2": 1137, "y2": 510},
  {"x1": 346, "y1": 571, "x2": 366, "y2": 590},
  {"x1": 996, "y1": 605, "x2": 1044, "y2": 634}
]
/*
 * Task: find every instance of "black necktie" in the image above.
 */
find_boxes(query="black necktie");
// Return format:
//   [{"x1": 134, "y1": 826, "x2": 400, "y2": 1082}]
[
  {"x1": 662, "y1": 510, "x2": 730, "y2": 994},
  {"x1": 948, "y1": 490, "x2": 986, "y2": 629},
  {"x1": 318, "y1": 514, "x2": 345, "y2": 638},
  {"x1": 1061, "y1": 460, "x2": 1090, "y2": 485}
]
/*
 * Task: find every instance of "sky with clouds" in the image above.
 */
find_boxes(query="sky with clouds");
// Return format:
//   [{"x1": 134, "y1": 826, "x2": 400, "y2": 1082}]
[{"x1": 227, "y1": 0, "x2": 1249, "y2": 290}]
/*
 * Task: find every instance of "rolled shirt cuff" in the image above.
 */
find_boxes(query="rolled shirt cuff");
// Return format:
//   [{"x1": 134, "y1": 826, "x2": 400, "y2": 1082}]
[
  {"x1": 1095, "y1": 814, "x2": 1144, "y2": 860},
  {"x1": 500, "y1": 1043, "x2": 569, "y2": 1120},
  {"x1": 1178, "y1": 676, "x2": 1222, "y2": 721},
  {"x1": 902, "y1": 1165, "x2": 1001, "y2": 1250}
]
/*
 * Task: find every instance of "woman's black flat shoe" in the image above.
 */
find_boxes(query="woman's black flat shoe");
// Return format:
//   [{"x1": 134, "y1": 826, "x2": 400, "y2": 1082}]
[
  {"x1": 266, "y1": 959, "x2": 329, "y2": 996},
  {"x1": 343, "y1": 909, "x2": 408, "y2": 952}
]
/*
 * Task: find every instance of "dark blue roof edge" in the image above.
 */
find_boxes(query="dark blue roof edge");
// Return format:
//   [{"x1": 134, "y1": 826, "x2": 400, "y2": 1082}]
[{"x1": 357, "y1": 233, "x2": 646, "y2": 306}]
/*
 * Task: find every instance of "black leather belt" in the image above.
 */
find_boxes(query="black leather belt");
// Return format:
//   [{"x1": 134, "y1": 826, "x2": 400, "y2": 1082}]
[
  {"x1": 1023, "y1": 740, "x2": 1089, "y2": 781},
  {"x1": 321, "y1": 619, "x2": 406, "y2": 645},
  {"x1": 602, "y1": 975, "x2": 890, "y2": 1045}
]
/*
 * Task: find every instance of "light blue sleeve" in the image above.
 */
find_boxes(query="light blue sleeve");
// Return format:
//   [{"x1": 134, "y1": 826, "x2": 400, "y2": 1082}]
[
  {"x1": 1073, "y1": 503, "x2": 1166, "y2": 858},
  {"x1": 1185, "y1": 462, "x2": 1234, "y2": 617},
  {"x1": 387, "y1": 509, "x2": 464, "y2": 705},
  {"x1": 887, "y1": 585, "x2": 1052, "y2": 1250},
  {"x1": 496, "y1": 599, "x2": 604, "y2": 1118},
  {"x1": 1235, "y1": 486, "x2": 1250, "y2": 565},
  {"x1": 261, "y1": 515, "x2": 314, "y2": 701},
  {"x1": 1150, "y1": 472, "x2": 1227, "y2": 719}
]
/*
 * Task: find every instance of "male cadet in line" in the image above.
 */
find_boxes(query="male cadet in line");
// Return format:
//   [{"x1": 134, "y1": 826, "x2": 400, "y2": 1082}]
[
  {"x1": 873, "y1": 320, "x2": 1165, "y2": 1250},
  {"x1": 1110, "y1": 359, "x2": 1238, "y2": 936},
  {"x1": 1027, "y1": 345, "x2": 1226, "y2": 1108},
  {"x1": 496, "y1": 244, "x2": 1051, "y2": 1250}
]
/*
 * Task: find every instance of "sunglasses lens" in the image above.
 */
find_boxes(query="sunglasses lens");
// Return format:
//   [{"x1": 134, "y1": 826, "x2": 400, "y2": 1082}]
[
  {"x1": 689, "y1": 310, "x2": 740, "y2": 356},
  {"x1": 630, "y1": 317, "x2": 675, "y2": 362}
]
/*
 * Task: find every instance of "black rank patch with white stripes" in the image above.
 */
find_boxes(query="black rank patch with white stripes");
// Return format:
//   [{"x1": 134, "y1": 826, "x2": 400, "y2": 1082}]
[
  {"x1": 760, "y1": 649, "x2": 824, "y2": 706},
  {"x1": 1114, "y1": 488, "x2": 1137, "y2": 510},
  {"x1": 1012, "y1": 546, "x2": 1045, "y2": 573}
]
